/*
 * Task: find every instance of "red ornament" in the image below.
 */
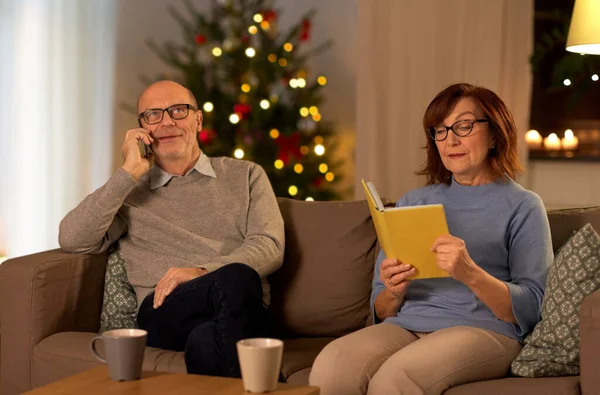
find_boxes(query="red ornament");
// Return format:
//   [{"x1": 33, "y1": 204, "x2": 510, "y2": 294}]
[
  {"x1": 263, "y1": 9, "x2": 277, "y2": 22},
  {"x1": 275, "y1": 132, "x2": 303, "y2": 166},
  {"x1": 194, "y1": 34, "x2": 207, "y2": 45},
  {"x1": 300, "y1": 19, "x2": 311, "y2": 41},
  {"x1": 233, "y1": 103, "x2": 252, "y2": 119},
  {"x1": 311, "y1": 176, "x2": 324, "y2": 188},
  {"x1": 198, "y1": 128, "x2": 215, "y2": 144}
]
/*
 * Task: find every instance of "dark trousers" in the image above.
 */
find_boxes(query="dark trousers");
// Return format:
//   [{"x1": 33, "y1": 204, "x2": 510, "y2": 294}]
[{"x1": 136, "y1": 263, "x2": 270, "y2": 377}]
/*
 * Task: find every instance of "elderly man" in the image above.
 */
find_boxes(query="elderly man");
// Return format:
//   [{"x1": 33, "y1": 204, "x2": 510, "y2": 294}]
[{"x1": 59, "y1": 80, "x2": 285, "y2": 377}]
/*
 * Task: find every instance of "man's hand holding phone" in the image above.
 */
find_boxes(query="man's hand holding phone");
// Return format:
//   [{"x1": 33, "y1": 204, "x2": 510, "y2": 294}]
[{"x1": 121, "y1": 128, "x2": 154, "y2": 181}]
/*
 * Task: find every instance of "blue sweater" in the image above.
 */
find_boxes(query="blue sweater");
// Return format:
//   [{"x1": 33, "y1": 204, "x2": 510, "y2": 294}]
[{"x1": 370, "y1": 177, "x2": 553, "y2": 342}]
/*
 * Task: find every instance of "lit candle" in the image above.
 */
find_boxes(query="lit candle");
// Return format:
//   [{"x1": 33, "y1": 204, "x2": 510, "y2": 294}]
[
  {"x1": 561, "y1": 129, "x2": 579, "y2": 151},
  {"x1": 543, "y1": 133, "x2": 561, "y2": 151},
  {"x1": 525, "y1": 130, "x2": 543, "y2": 150}
]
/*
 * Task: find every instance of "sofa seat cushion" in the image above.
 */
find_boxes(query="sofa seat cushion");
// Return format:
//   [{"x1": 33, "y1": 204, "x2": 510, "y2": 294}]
[
  {"x1": 281, "y1": 337, "x2": 336, "y2": 380},
  {"x1": 32, "y1": 332, "x2": 186, "y2": 388},
  {"x1": 444, "y1": 376, "x2": 580, "y2": 395}
]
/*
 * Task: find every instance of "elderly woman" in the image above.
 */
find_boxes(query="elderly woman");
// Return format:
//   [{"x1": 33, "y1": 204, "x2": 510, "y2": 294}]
[{"x1": 309, "y1": 83, "x2": 552, "y2": 395}]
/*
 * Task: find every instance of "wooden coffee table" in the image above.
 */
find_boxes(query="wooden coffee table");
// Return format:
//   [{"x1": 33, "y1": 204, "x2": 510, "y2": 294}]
[{"x1": 25, "y1": 366, "x2": 320, "y2": 394}]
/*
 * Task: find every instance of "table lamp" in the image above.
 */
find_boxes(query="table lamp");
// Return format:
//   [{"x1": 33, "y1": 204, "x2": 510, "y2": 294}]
[{"x1": 566, "y1": 0, "x2": 600, "y2": 54}]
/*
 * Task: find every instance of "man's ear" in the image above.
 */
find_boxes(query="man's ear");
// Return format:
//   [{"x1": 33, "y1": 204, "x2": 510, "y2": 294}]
[{"x1": 196, "y1": 110, "x2": 203, "y2": 132}]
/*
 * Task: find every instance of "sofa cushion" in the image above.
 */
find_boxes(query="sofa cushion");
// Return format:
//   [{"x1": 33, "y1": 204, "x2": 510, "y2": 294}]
[
  {"x1": 269, "y1": 198, "x2": 378, "y2": 337},
  {"x1": 511, "y1": 223, "x2": 600, "y2": 377},
  {"x1": 444, "y1": 376, "x2": 580, "y2": 395},
  {"x1": 280, "y1": 337, "x2": 336, "y2": 380},
  {"x1": 99, "y1": 244, "x2": 138, "y2": 332},
  {"x1": 547, "y1": 206, "x2": 600, "y2": 253},
  {"x1": 32, "y1": 331, "x2": 186, "y2": 388}
]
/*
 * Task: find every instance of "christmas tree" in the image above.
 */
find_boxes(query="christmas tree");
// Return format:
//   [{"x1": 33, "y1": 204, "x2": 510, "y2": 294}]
[{"x1": 147, "y1": 0, "x2": 343, "y2": 200}]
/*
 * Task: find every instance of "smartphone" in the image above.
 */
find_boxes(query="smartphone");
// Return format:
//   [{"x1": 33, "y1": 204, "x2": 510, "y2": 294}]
[{"x1": 137, "y1": 139, "x2": 152, "y2": 158}]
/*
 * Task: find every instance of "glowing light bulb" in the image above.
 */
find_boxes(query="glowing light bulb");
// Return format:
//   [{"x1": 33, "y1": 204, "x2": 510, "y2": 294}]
[
  {"x1": 283, "y1": 43, "x2": 293, "y2": 52},
  {"x1": 269, "y1": 129, "x2": 279, "y2": 139},
  {"x1": 234, "y1": 149, "x2": 245, "y2": 159},
  {"x1": 305, "y1": 197, "x2": 314, "y2": 201},
  {"x1": 253, "y1": 14, "x2": 263, "y2": 23},
  {"x1": 245, "y1": 47, "x2": 256, "y2": 58},
  {"x1": 212, "y1": 47, "x2": 223, "y2": 57},
  {"x1": 314, "y1": 144, "x2": 325, "y2": 156},
  {"x1": 297, "y1": 78, "x2": 306, "y2": 88},
  {"x1": 274, "y1": 160, "x2": 284, "y2": 169},
  {"x1": 248, "y1": 26, "x2": 258, "y2": 35},
  {"x1": 325, "y1": 172, "x2": 335, "y2": 182},
  {"x1": 288, "y1": 185, "x2": 298, "y2": 196},
  {"x1": 294, "y1": 164, "x2": 304, "y2": 174},
  {"x1": 317, "y1": 76, "x2": 327, "y2": 86},
  {"x1": 593, "y1": 74, "x2": 599, "y2": 82},
  {"x1": 563, "y1": 79, "x2": 572, "y2": 86},
  {"x1": 300, "y1": 107, "x2": 309, "y2": 117},
  {"x1": 260, "y1": 100, "x2": 270, "y2": 109},
  {"x1": 241, "y1": 83, "x2": 251, "y2": 93},
  {"x1": 289, "y1": 79, "x2": 299, "y2": 88},
  {"x1": 229, "y1": 114, "x2": 240, "y2": 124},
  {"x1": 319, "y1": 163, "x2": 328, "y2": 173}
]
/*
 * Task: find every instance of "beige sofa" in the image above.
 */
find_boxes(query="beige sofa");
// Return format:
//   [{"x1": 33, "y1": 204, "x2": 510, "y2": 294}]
[{"x1": 1, "y1": 198, "x2": 599, "y2": 395}]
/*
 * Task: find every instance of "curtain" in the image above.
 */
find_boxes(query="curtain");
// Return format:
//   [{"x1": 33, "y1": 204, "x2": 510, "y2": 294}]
[
  {"x1": 0, "y1": 0, "x2": 117, "y2": 258},
  {"x1": 355, "y1": 0, "x2": 533, "y2": 200}
]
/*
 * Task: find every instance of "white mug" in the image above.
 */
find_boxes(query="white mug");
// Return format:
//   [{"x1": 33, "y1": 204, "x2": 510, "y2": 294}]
[{"x1": 237, "y1": 338, "x2": 284, "y2": 393}]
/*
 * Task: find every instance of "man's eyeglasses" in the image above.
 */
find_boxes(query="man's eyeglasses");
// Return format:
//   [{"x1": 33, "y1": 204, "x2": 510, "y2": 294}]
[
  {"x1": 138, "y1": 104, "x2": 197, "y2": 125},
  {"x1": 428, "y1": 119, "x2": 488, "y2": 141}
]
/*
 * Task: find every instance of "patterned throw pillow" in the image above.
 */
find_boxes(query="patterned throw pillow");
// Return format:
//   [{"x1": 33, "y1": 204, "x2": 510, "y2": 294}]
[
  {"x1": 511, "y1": 223, "x2": 600, "y2": 377},
  {"x1": 99, "y1": 243, "x2": 138, "y2": 332}
]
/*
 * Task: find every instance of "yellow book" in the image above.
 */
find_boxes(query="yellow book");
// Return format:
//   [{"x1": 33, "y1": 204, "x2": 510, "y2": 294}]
[{"x1": 361, "y1": 179, "x2": 450, "y2": 280}]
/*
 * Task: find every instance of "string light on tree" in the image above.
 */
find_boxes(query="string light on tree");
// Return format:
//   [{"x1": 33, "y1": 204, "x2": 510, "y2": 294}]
[
  {"x1": 593, "y1": 74, "x2": 599, "y2": 82},
  {"x1": 278, "y1": 58, "x2": 287, "y2": 67},
  {"x1": 300, "y1": 146, "x2": 310, "y2": 155},
  {"x1": 203, "y1": 102, "x2": 214, "y2": 112},
  {"x1": 283, "y1": 43, "x2": 293, "y2": 52},
  {"x1": 325, "y1": 172, "x2": 335, "y2": 182},
  {"x1": 309, "y1": 106, "x2": 319, "y2": 116},
  {"x1": 212, "y1": 47, "x2": 222, "y2": 57},
  {"x1": 268, "y1": 54, "x2": 277, "y2": 63},
  {"x1": 319, "y1": 163, "x2": 328, "y2": 173},
  {"x1": 269, "y1": 129, "x2": 279, "y2": 139},
  {"x1": 229, "y1": 114, "x2": 240, "y2": 124},
  {"x1": 297, "y1": 78, "x2": 306, "y2": 88},
  {"x1": 253, "y1": 13, "x2": 263, "y2": 23},
  {"x1": 288, "y1": 185, "x2": 298, "y2": 196},
  {"x1": 245, "y1": 47, "x2": 256, "y2": 58},
  {"x1": 300, "y1": 107, "x2": 309, "y2": 117},
  {"x1": 248, "y1": 25, "x2": 258, "y2": 35},
  {"x1": 260, "y1": 100, "x2": 270, "y2": 109},
  {"x1": 261, "y1": 21, "x2": 270, "y2": 30},
  {"x1": 314, "y1": 144, "x2": 325, "y2": 155},
  {"x1": 312, "y1": 113, "x2": 321, "y2": 122},
  {"x1": 305, "y1": 197, "x2": 314, "y2": 201},
  {"x1": 241, "y1": 84, "x2": 251, "y2": 93},
  {"x1": 317, "y1": 76, "x2": 327, "y2": 86},
  {"x1": 294, "y1": 164, "x2": 304, "y2": 174},
  {"x1": 234, "y1": 148, "x2": 245, "y2": 159},
  {"x1": 274, "y1": 159, "x2": 284, "y2": 169},
  {"x1": 289, "y1": 79, "x2": 299, "y2": 88},
  {"x1": 563, "y1": 79, "x2": 572, "y2": 86}
]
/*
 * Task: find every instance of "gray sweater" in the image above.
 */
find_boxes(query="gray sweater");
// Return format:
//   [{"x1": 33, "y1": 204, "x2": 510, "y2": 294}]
[
  {"x1": 370, "y1": 176, "x2": 552, "y2": 342},
  {"x1": 59, "y1": 155, "x2": 285, "y2": 307}
]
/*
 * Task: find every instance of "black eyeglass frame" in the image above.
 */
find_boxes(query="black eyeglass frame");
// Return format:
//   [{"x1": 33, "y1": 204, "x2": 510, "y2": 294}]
[
  {"x1": 427, "y1": 119, "x2": 489, "y2": 141},
  {"x1": 138, "y1": 103, "x2": 197, "y2": 125}
]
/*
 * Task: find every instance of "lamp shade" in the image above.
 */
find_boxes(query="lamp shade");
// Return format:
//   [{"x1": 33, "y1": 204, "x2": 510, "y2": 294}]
[{"x1": 566, "y1": 0, "x2": 600, "y2": 54}]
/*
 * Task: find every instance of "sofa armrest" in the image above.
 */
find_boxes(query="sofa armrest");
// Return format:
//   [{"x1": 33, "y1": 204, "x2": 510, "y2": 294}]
[
  {"x1": 580, "y1": 288, "x2": 600, "y2": 395},
  {"x1": 0, "y1": 248, "x2": 108, "y2": 394}
]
